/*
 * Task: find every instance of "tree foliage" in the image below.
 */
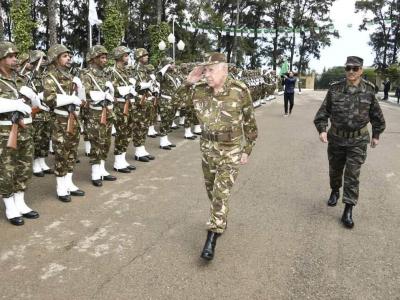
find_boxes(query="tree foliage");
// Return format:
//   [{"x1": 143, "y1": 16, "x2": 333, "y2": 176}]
[
  {"x1": 11, "y1": 0, "x2": 35, "y2": 53},
  {"x1": 102, "y1": 0, "x2": 127, "y2": 51}
]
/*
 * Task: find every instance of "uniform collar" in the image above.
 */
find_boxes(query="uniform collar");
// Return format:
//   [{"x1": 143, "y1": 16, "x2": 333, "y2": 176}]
[
  {"x1": 344, "y1": 79, "x2": 366, "y2": 94},
  {"x1": 90, "y1": 64, "x2": 105, "y2": 76}
]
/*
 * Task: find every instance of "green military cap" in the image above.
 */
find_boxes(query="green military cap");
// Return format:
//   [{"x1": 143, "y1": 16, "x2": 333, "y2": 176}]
[
  {"x1": 112, "y1": 46, "x2": 131, "y2": 60},
  {"x1": 200, "y1": 52, "x2": 227, "y2": 66},
  {"x1": 345, "y1": 56, "x2": 363, "y2": 67},
  {"x1": 135, "y1": 48, "x2": 148, "y2": 60},
  {"x1": 0, "y1": 41, "x2": 18, "y2": 60},
  {"x1": 17, "y1": 52, "x2": 30, "y2": 65},
  {"x1": 48, "y1": 44, "x2": 71, "y2": 63},
  {"x1": 29, "y1": 50, "x2": 46, "y2": 63},
  {"x1": 87, "y1": 45, "x2": 108, "y2": 62}
]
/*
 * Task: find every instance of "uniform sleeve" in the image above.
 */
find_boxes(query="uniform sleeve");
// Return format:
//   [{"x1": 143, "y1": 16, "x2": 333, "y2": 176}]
[
  {"x1": 42, "y1": 75, "x2": 58, "y2": 109},
  {"x1": 369, "y1": 95, "x2": 386, "y2": 139},
  {"x1": 80, "y1": 73, "x2": 93, "y2": 104},
  {"x1": 313, "y1": 89, "x2": 332, "y2": 133},
  {"x1": 241, "y1": 87, "x2": 258, "y2": 156}
]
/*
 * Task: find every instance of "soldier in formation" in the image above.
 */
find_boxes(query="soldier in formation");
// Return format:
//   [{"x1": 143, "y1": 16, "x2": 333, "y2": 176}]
[
  {"x1": 314, "y1": 56, "x2": 386, "y2": 228},
  {"x1": 0, "y1": 41, "x2": 39, "y2": 225}
]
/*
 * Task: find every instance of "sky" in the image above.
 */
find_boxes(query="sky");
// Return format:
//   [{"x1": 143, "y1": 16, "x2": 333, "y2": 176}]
[{"x1": 309, "y1": 0, "x2": 375, "y2": 73}]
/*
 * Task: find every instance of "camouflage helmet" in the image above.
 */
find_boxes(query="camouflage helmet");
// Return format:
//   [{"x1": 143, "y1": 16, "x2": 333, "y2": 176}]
[
  {"x1": 160, "y1": 56, "x2": 174, "y2": 67},
  {"x1": 145, "y1": 64, "x2": 155, "y2": 72},
  {"x1": 29, "y1": 50, "x2": 46, "y2": 64},
  {"x1": 112, "y1": 46, "x2": 131, "y2": 60},
  {"x1": 48, "y1": 44, "x2": 71, "y2": 63},
  {"x1": 0, "y1": 41, "x2": 19, "y2": 60},
  {"x1": 87, "y1": 45, "x2": 108, "y2": 62},
  {"x1": 17, "y1": 53, "x2": 30, "y2": 65},
  {"x1": 135, "y1": 48, "x2": 148, "y2": 60}
]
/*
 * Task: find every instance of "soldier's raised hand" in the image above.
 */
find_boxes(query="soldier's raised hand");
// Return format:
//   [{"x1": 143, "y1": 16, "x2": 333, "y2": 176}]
[{"x1": 187, "y1": 66, "x2": 204, "y2": 84}]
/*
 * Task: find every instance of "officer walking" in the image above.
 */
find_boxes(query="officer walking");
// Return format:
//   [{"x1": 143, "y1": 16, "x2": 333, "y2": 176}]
[
  {"x1": 43, "y1": 44, "x2": 85, "y2": 202},
  {"x1": 314, "y1": 56, "x2": 386, "y2": 228},
  {"x1": 0, "y1": 41, "x2": 39, "y2": 225},
  {"x1": 186, "y1": 53, "x2": 258, "y2": 260}
]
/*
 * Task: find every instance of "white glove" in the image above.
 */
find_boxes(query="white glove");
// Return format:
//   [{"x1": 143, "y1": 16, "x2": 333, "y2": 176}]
[
  {"x1": 31, "y1": 94, "x2": 41, "y2": 107},
  {"x1": 38, "y1": 92, "x2": 44, "y2": 101},
  {"x1": 72, "y1": 77, "x2": 83, "y2": 89},
  {"x1": 19, "y1": 86, "x2": 38, "y2": 101},
  {"x1": 129, "y1": 86, "x2": 137, "y2": 97},
  {"x1": 0, "y1": 98, "x2": 31, "y2": 115},
  {"x1": 71, "y1": 95, "x2": 82, "y2": 106},
  {"x1": 15, "y1": 99, "x2": 32, "y2": 115},
  {"x1": 128, "y1": 78, "x2": 136, "y2": 86},
  {"x1": 140, "y1": 81, "x2": 152, "y2": 90},
  {"x1": 105, "y1": 92, "x2": 114, "y2": 102},
  {"x1": 152, "y1": 86, "x2": 160, "y2": 95},
  {"x1": 104, "y1": 81, "x2": 114, "y2": 96},
  {"x1": 150, "y1": 74, "x2": 156, "y2": 81},
  {"x1": 159, "y1": 64, "x2": 171, "y2": 77},
  {"x1": 117, "y1": 86, "x2": 131, "y2": 97},
  {"x1": 89, "y1": 91, "x2": 106, "y2": 103}
]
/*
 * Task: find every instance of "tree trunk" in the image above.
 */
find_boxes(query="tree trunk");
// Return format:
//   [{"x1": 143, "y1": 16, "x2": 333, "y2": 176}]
[
  {"x1": 232, "y1": 0, "x2": 241, "y2": 65},
  {"x1": 0, "y1": 1, "x2": 4, "y2": 41},
  {"x1": 289, "y1": 28, "x2": 296, "y2": 70},
  {"x1": 48, "y1": 0, "x2": 57, "y2": 46},
  {"x1": 156, "y1": 0, "x2": 162, "y2": 25},
  {"x1": 58, "y1": 0, "x2": 63, "y2": 43},
  {"x1": 272, "y1": 27, "x2": 279, "y2": 70}
]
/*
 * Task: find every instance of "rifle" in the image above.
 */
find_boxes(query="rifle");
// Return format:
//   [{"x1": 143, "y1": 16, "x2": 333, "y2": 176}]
[
  {"x1": 67, "y1": 81, "x2": 79, "y2": 134},
  {"x1": 28, "y1": 55, "x2": 44, "y2": 119},
  {"x1": 123, "y1": 95, "x2": 131, "y2": 116},
  {"x1": 7, "y1": 111, "x2": 26, "y2": 150},
  {"x1": 100, "y1": 88, "x2": 111, "y2": 125}
]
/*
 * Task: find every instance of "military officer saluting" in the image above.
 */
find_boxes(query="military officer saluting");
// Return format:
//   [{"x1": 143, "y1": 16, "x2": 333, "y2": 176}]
[
  {"x1": 43, "y1": 44, "x2": 85, "y2": 202},
  {"x1": 0, "y1": 41, "x2": 39, "y2": 225},
  {"x1": 314, "y1": 56, "x2": 386, "y2": 228},
  {"x1": 186, "y1": 53, "x2": 258, "y2": 260},
  {"x1": 81, "y1": 45, "x2": 117, "y2": 187}
]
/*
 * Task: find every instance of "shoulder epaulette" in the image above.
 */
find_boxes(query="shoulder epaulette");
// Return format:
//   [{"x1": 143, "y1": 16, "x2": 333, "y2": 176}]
[{"x1": 231, "y1": 79, "x2": 248, "y2": 90}]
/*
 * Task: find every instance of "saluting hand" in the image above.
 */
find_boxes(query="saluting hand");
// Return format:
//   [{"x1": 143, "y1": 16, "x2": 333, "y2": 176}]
[{"x1": 187, "y1": 66, "x2": 204, "y2": 85}]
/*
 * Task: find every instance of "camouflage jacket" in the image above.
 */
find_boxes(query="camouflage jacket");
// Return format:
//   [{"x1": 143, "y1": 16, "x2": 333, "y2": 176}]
[
  {"x1": 158, "y1": 69, "x2": 179, "y2": 101},
  {"x1": 0, "y1": 71, "x2": 31, "y2": 140},
  {"x1": 81, "y1": 65, "x2": 112, "y2": 106},
  {"x1": 43, "y1": 65, "x2": 76, "y2": 112},
  {"x1": 190, "y1": 78, "x2": 258, "y2": 155},
  {"x1": 109, "y1": 64, "x2": 133, "y2": 100},
  {"x1": 133, "y1": 63, "x2": 156, "y2": 103},
  {"x1": 314, "y1": 79, "x2": 386, "y2": 139}
]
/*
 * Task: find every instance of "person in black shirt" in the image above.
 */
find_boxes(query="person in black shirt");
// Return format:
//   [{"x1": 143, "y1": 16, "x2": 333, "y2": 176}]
[{"x1": 283, "y1": 71, "x2": 297, "y2": 116}]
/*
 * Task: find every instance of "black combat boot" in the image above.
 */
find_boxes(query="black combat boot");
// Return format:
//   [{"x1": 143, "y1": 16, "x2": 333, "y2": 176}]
[
  {"x1": 200, "y1": 231, "x2": 220, "y2": 261},
  {"x1": 341, "y1": 204, "x2": 354, "y2": 229},
  {"x1": 327, "y1": 190, "x2": 340, "y2": 207}
]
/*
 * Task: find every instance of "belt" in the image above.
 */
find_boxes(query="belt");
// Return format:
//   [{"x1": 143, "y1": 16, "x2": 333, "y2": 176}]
[
  {"x1": 116, "y1": 98, "x2": 135, "y2": 103},
  {"x1": 0, "y1": 117, "x2": 32, "y2": 126},
  {"x1": 54, "y1": 109, "x2": 80, "y2": 117},
  {"x1": 330, "y1": 125, "x2": 368, "y2": 138},
  {"x1": 161, "y1": 94, "x2": 172, "y2": 100},
  {"x1": 89, "y1": 104, "x2": 114, "y2": 111},
  {"x1": 201, "y1": 130, "x2": 242, "y2": 142}
]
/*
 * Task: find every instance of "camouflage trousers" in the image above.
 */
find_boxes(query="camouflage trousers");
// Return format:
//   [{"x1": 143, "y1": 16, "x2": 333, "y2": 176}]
[
  {"x1": 328, "y1": 142, "x2": 368, "y2": 206},
  {"x1": 0, "y1": 125, "x2": 33, "y2": 198},
  {"x1": 159, "y1": 99, "x2": 176, "y2": 136},
  {"x1": 52, "y1": 115, "x2": 80, "y2": 177},
  {"x1": 80, "y1": 105, "x2": 90, "y2": 142},
  {"x1": 87, "y1": 109, "x2": 114, "y2": 165},
  {"x1": 114, "y1": 102, "x2": 134, "y2": 155},
  {"x1": 200, "y1": 138, "x2": 242, "y2": 234},
  {"x1": 183, "y1": 105, "x2": 200, "y2": 128},
  {"x1": 33, "y1": 116, "x2": 51, "y2": 158},
  {"x1": 132, "y1": 101, "x2": 154, "y2": 147}
]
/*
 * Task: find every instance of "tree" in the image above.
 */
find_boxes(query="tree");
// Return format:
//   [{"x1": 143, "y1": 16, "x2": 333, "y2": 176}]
[
  {"x1": 47, "y1": 0, "x2": 57, "y2": 46},
  {"x1": 102, "y1": 0, "x2": 126, "y2": 51},
  {"x1": 356, "y1": 0, "x2": 400, "y2": 68},
  {"x1": 11, "y1": 0, "x2": 35, "y2": 53}
]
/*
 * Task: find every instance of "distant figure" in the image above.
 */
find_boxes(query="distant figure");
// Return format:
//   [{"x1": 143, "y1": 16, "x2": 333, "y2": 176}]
[
  {"x1": 383, "y1": 78, "x2": 391, "y2": 100},
  {"x1": 283, "y1": 71, "x2": 297, "y2": 117},
  {"x1": 396, "y1": 86, "x2": 400, "y2": 104}
]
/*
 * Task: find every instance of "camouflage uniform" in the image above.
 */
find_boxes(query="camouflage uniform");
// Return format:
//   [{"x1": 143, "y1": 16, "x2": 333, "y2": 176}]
[
  {"x1": 131, "y1": 48, "x2": 157, "y2": 161},
  {"x1": 157, "y1": 57, "x2": 179, "y2": 147},
  {"x1": 314, "y1": 78, "x2": 386, "y2": 206},
  {"x1": 190, "y1": 77, "x2": 258, "y2": 233},
  {"x1": 0, "y1": 41, "x2": 39, "y2": 225},
  {"x1": 43, "y1": 44, "x2": 84, "y2": 201},
  {"x1": 110, "y1": 46, "x2": 136, "y2": 172},
  {"x1": 81, "y1": 45, "x2": 116, "y2": 185}
]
